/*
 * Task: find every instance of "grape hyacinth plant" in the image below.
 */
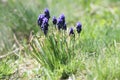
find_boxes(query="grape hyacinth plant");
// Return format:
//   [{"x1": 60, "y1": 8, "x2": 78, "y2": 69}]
[
  {"x1": 69, "y1": 27, "x2": 74, "y2": 35},
  {"x1": 57, "y1": 14, "x2": 66, "y2": 30},
  {"x1": 44, "y1": 8, "x2": 50, "y2": 20},
  {"x1": 59, "y1": 14, "x2": 65, "y2": 25},
  {"x1": 57, "y1": 18, "x2": 63, "y2": 30},
  {"x1": 52, "y1": 16, "x2": 57, "y2": 29},
  {"x1": 37, "y1": 9, "x2": 51, "y2": 35},
  {"x1": 41, "y1": 17, "x2": 49, "y2": 35},
  {"x1": 63, "y1": 23, "x2": 67, "y2": 30},
  {"x1": 52, "y1": 16, "x2": 57, "y2": 25},
  {"x1": 32, "y1": 8, "x2": 82, "y2": 79},
  {"x1": 37, "y1": 14, "x2": 45, "y2": 27},
  {"x1": 76, "y1": 22, "x2": 82, "y2": 34}
]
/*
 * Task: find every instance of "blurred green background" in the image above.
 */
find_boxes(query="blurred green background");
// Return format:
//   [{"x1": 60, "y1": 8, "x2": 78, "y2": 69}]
[{"x1": 0, "y1": 0, "x2": 120, "y2": 79}]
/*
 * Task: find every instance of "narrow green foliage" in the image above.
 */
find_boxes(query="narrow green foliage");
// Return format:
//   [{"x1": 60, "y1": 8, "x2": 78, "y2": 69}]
[
  {"x1": 0, "y1": 61, "x2": 13, "y2": 79},
  {"x1": 30, "y1": 31, "x2": 77, "y2": 79}
]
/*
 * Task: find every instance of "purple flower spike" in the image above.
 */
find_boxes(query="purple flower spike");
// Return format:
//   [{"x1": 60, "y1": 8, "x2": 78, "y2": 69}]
[
  {"x1": 37, "y1": 14, "x2": 45, "y2": 27},
  {"x1": 57, "y1": 18, "x2": 63, "y2": 30},
  {"x1": 59, "y1": 14, "x2": 65, "y2": 25},
  {"x1": 76, "y1": 22, "x2": 82, "y2": 33},
  {"x1": 69, "y1": 27, "x2": 74, "y2": 35},
  {"x1": 42, "y1": 18, "x2": 49, "y2": 29},
  {"x1": 41, "y1": 18, "x2": 49, "y2": 35},
  {"x1": 52, "y1": 16, "x2": 57, "y2": 25},
  {"x1": 60, "y1": 14, "x2": 65, "y2": 20},
  {"x1": 62, "y1": 23, "x2": 67, "y2": 30},
  {"x1": 44, "y1": 8, "x2": 50, "y2": 19},
  {"x1": 43, "y1": 18, "x2": 48, "y2": 24}
]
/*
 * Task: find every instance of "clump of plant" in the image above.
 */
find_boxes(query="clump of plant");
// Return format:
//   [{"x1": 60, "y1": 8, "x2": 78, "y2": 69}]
[
  {"x1": 30, "y1": 8, "x2": 82, "y2": 79},
  {"x1": 0, "y1": 61, "x2": 14, "y2": 79}
]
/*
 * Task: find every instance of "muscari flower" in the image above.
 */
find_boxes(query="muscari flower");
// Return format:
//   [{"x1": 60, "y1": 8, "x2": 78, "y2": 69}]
[
  {"x1": 62, "y1": 23, "x2": 67, "y2": 30},
  {"x1": 41, "y1": 18, "x2": 49, "y2": 35},
  {"x1": 57, "y1": 18, "x2": 63, "y2": 30},
  {"x1": 57, "y1": 14, "x2": 67, "y2": 30},
  {"x1": 59, "y1": 14, "x2": 65, "y2": 25},
  {"x1": 76, "y1": 22, "x2": 82, "y2": 33},
  {"x1": 69, "y1": 27, "x2": 74, "y2": 35},
  {"x1": 60, "y1": 14, "x2": 67, "y2": 30},
  {"x1": 52, "y1": 16, "x2": 57, "y2": 25},
  {"x1": 44, "y1": 8, "x2": 50, "y2": 20},
  {"x1": 37, "y1": 14, "x2": 45, "y2": 27}
]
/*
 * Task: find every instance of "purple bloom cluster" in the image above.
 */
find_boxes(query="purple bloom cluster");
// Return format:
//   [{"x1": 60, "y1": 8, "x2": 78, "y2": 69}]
[
  {"x1": 37, "y1": 8, "x2": 50, "y2": 35},
  {"x1": 44, "y1": 8, "x2": 50, "y2": 20},
  {"x1": 37, "y1": 8, "x2": 82, "y2": 35},
  {"x1": 76, "y1": 22, "x2": 82, "y2": 33},
  {"x1": 69, "y1": 28, "x2": 74, "y2": 35},
  {"x1": 57, "y1": 14, "x2": 66, "y2": 30},
  {"x1": 52, "y1": 16, "x2": 57, "y2": 25},
  {"x1": 37, "y1": 14, "x2": 45, "y2": 27},
  {"x1": 69, "y1": 22, "x2": 82, "y2": 35},
  {"x1": 41, "y1": 18, "x2": 49, "y2": 35}
]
